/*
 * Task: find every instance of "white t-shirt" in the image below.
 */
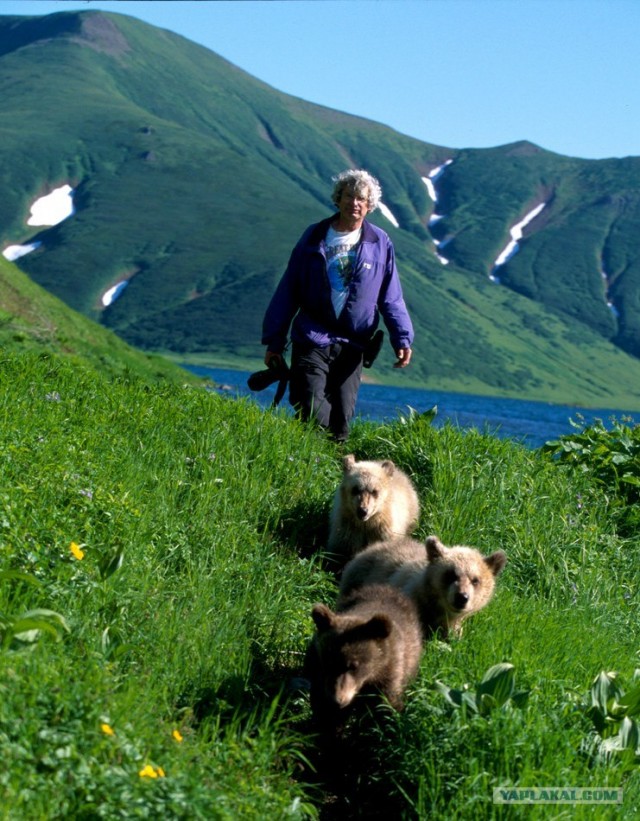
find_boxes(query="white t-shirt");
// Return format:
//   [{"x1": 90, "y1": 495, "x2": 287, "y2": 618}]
[{"x1": 325, "y1": 225, "x2": 361, "y2": 317}]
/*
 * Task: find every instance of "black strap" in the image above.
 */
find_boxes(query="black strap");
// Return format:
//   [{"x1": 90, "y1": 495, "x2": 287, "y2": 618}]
[{"x1": 272, "y1": 376, "x2": 288, "y2": 407}]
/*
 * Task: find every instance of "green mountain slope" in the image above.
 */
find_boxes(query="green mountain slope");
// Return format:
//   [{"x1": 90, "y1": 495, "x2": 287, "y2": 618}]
[
  {"x1": 2, "y1": 10, "x2": 640, "y2": 407},
  {"x1": 0, "y1": 256, "x2": 198, "y2": 384}
]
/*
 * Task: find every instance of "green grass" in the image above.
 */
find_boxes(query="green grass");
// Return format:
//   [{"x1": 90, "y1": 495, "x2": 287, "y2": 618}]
[{"x1": 2, "y1": 350, "x2": 640, "y2": 819}]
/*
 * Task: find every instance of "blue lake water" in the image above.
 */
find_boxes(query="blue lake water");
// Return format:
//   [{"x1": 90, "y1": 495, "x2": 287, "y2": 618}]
[{"x1": 183, "y1": 365, "x2": 639, "y2": 449}]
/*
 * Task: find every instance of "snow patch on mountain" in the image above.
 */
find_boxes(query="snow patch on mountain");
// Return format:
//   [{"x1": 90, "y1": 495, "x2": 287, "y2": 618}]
[
  {"x1": 422, "y1": 160, "x2": 453, "y2": 265},
  {"x1": 601, "y1": 268, "x2": 619, "y2": 318},
  {"x1": 422, "y1": 159, "x2": 453, "y2": 202},
  {"x1": 101, "y1": 281, "x2": 129, "y2": 307},
  {"x1": 3, "y1": 242, "x2": 42, "y2": 261},
  {"x1": 2, "y1": 184, "x2": 75, "y2": 261},
  {"x1": 490, "y1": 202, "x2": 547, "y2": 282},
  {"x1": 378, "y1": 201, "x2": 399, "y2": 228},
  {"x1": 433, "y1": 246, "x2": 450, "y2": 265},
  {"x1": 28, "y1": 185, "x2": 75, "y2": 226}
]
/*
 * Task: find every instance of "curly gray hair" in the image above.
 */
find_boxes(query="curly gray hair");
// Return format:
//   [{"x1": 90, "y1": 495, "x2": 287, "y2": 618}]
[{"x1": 331, "y1": 169, "x2": 382, "y2": 212}]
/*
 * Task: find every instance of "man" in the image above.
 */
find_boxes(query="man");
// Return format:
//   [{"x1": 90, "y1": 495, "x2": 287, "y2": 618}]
[{"x1": 261, "y1": 169, "x2": 414, "y2": 442}]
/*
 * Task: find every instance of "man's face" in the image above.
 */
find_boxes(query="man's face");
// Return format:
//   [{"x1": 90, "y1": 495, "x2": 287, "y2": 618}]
[{"x1": 338, "y1": 186, "x2": 370, "y2": 227}]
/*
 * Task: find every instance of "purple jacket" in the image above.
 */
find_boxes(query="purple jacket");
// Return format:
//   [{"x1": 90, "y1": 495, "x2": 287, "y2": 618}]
[{"x1": 262, "y1": 215, "x2": 414, "y2": 354}]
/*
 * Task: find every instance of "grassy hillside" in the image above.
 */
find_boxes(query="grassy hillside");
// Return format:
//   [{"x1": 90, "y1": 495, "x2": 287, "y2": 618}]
[
  {"x1": 1, "y1": 346, "x2": 640, "y2": 817},
  {"x1": 0, "y1": 256, "x2": 198, "y2": 385},
  {"x1": 371, "y1": 238, "x2": 640, "y2": 409},
  {"x1": 2, "y1": 10, "x2": 640, "y2": 407}
]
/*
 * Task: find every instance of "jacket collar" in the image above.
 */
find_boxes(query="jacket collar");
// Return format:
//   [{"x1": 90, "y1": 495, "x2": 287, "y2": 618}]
[{"x1": 308, "y1": 214, "x2": 380, "y2": 246}]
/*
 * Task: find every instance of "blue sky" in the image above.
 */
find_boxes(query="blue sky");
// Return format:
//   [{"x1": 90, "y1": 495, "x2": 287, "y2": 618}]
[{"x1": 2, "y1": 0, "x2": 638, "y2": 160}]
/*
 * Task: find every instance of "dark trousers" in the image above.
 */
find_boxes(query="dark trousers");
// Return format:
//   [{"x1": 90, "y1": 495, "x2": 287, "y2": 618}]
[{"x1": 289, "y1": 342, "x2": 363, "y2": 441}]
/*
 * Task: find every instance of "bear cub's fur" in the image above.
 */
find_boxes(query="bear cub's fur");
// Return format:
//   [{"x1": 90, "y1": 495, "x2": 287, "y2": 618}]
[
  {"x1": 340, "y1": 535, "x2": 507, "y2": 639},
  {"x1": 306, "y1": 584, "x2": 422, "y2": 732},
  {"x1": 327, "y1": 454, "x2": 419, "y2": 565}
]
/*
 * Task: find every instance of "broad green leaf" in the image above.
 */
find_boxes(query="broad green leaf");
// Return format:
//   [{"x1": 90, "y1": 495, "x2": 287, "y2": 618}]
[
  {"x1": 612, "y1": 453, "x2": 631, "y2": 465},
  {"x1": 461, "y1": 691, "x2": 479, "y2": 714},
  {"x1": 618, "y1": 717, "x2": 640, "y2": 751},
  {"x1": 599, "y1": 736, "x2": 623, "y2": 755},
  {"x1": 433, "y1": 682, "x2": 478, "y2": 713},
  {"x1": 19, "y1": 609, "x2": 70, "y2": 633},
  {"x1": 0, "y1": 570, "x2": 42, "y2": 588},
  {"x1": 12, "y1": 620, "x2": 63, "y2": 643},
  {"x1": 9, "y1": 609, "x2": 70, "y2": 645},
  {"x1": 11, "y1": 628, "x2": 42, "y2": 643},
  {"x1": 99, "y1": 550, "x2": 124, "y2": 580},
  {"x1": 618, "y1": 682, "x2": 640, "y2": 717},
  {"x1": 590, "y1": 671, "x2": 621, "y2": 714},
  {"x1": 511, "y1": 690, "x2": 530, "y2": 709},
  {"x1": 478, "y1": 693, "x2": 498, "y2": 715},
  {"x1": 434, "y1": 681, "x2": 464, "y2": 707},
  {"x1": 477, "y1": 663, "x2": 515, "y2": 708}
]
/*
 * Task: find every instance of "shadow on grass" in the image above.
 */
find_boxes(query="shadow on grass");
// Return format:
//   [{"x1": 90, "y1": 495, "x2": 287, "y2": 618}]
[
  {"x1": 257, "y1": 646, "x2": 414, "y2": 820},
  {"x1": 179, "y1": 644, "x2": 413, "y2": 818},
  {"x1": 294, "y1": 704, "x2": 413, "y2": 820},
  {"x1": 260, "y1": 497, "x2": 333, "y2": 562}
]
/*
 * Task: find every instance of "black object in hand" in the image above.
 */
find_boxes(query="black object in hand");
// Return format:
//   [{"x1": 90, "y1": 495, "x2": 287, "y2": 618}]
[{"x1": 363, "y1": 329, "x2": 384, "y2": 368}]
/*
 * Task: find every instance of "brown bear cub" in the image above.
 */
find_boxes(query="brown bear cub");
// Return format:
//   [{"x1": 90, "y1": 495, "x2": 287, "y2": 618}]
[
  {"x1": 306, "y1": 584, "x2": 422, "y2": 733},
  {"x1": 340, "y1": 535, "x2": 507, "y2": 639},
  {"x1": 327, "y1": 454, "x2": 420, "y2": 566}
]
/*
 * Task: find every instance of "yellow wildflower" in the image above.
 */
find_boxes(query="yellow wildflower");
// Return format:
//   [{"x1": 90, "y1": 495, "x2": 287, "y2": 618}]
[
  {"x1": 139, "y1": 764, "x2": 158, "y2": 779},
  {"x1": 70, "y1": 541, "x2": 85, "y2": 560},
  {"x1": 139, "y1": 764, "x2": 165, "y2": 779},
  {"x1": 101, "y1": 723, "x2": 115, "y2": 736},
  {"x1": 172, "y1": 729, "x2": 183, "y2": 743}
]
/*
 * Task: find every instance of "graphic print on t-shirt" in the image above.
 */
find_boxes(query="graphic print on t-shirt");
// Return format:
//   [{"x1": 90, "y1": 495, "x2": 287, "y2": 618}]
[{"x1": 326, "y1": 226, "x2": 361, "y2": 317}]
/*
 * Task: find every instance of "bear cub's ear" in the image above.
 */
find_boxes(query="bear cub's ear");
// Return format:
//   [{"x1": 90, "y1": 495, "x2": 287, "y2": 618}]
[
  {"x1": 425, "y1": 535, "x2": 446, "y2": 562},
  {"x1": 380, "y1": 460, "x2": 396, "y2": 477},
  {"x1": 311, "y1": 603, "x2": 335, "y2": 631},
  {"x1": 342, "y1": 454, "x2": 357, "y2": 472},
  {"x1": 351, "y1": 614, "x2": 392, "y2": 641},
  {"x1": 484, "y1": 550, "x2": 507, "y2": 576}
]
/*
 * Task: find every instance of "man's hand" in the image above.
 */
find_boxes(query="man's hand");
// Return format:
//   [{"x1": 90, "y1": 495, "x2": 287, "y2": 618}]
[
  {"x1": 264, "y1": 351, "x2": 282, "y2": 370},
  {"x1": 393, "y1": 347, "x2": 412, "y2": 368}
]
